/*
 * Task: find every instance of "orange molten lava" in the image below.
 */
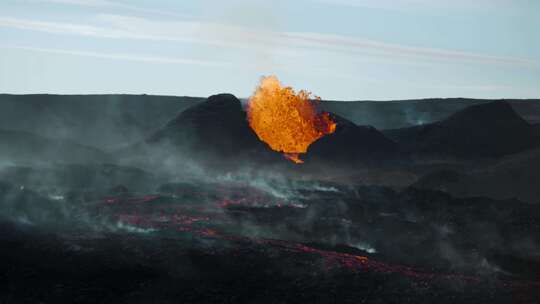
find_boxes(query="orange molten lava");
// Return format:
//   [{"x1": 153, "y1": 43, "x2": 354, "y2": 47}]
[{"x1": 247, "y1": 76, "x2": 336, "y2": 164}]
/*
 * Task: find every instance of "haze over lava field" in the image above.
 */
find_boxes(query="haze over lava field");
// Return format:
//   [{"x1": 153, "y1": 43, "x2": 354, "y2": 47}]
[
  {"x1": 3, "y1": 0, "x2": 540, "y2": 302},
  {"x1": 1, "y1": 90, "x2": 540, "y2": 303}
]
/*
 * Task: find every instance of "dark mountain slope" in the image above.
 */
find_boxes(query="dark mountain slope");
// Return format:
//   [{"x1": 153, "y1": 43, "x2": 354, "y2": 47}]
[
  {"x1": 306, "y1": 114, "x2": 403, "y2": 165},
  {"x1": 510, "y1": 100, "x2": 540, "y2": 124},
  {"x1": 2, "y1": 94, "x2": 538, "y2": 151},
  {"x1": 0, "y1": 163, "x2": 157, "y2": 193},
  {"x1": 412, "y1": 148, "x2": 540, "y2": 203},
  {"x1": 384, "y1": 101, "x2": 537, "y2": 158},
  {"x1": 0, "y1": 94, "x2": 203, "y2": 150},
  {"x1": 0, "y1": 129, "x2": 111, "y2": 165},
  {"x1": 144, "y1": 94, "x2": 279, "y2": 167},
  {"x1": 320, "y1": 98, "x2": 540, "y2": 129},
  {"x1": 320, "y1": 98, "x2": 489, "y2": 129},
  {"x1": 132, "y1": 95, "x2": 404, "y2": 169}
]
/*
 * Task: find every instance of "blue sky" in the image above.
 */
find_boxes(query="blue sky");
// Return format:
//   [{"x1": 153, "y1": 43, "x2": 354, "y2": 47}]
[{"x1": 1, "y1": 0, "x2": 539, "y2": 100}]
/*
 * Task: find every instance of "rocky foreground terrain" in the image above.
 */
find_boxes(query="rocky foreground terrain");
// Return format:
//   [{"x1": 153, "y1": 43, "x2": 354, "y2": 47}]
[{"x1": 1, "y1": 94, "x2": 540, "y2": 303}]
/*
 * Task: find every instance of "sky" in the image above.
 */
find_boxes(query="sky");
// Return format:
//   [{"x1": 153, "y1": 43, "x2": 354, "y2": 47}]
[{"x1": 0, "y1": 0, "x2": 539, "y2": 100}]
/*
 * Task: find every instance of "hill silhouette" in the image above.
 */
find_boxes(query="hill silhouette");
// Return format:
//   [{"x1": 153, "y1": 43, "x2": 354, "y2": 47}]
[
  {"x1": 0, "y1": 94, "x2": 203, "y2": 150},
  {"x1": 0, "y1": 129, "x2": 111, "y2": 165},
  {"x1": 306, "y1": 114, "x2": 403, "y2": 165},
  {"x1": 385, "y1": 101, "x2": 537, "y2": 158}
]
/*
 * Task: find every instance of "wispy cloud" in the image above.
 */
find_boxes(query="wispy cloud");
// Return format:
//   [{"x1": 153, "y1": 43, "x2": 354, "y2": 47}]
[
  {"x1": 314, "y1": 0, "x2": 513, "y2": 11},
  {"x1": 283, "y1": 32, "x2": 540, "y2": 68},
  {"x1": 0, "y1": 16, "x2": 142, "y2": 39},
  {"x1": 26, "y1": 0, "x2": 188, "y2": 18},
  {"x1": 0, "y1": 15, "x2": 282, "y2": 48},
  {"x1": 1, "y1": 14, "x2": 538, "y2": 69},
  {"x1": 31, "y1": 0, "x2": 113, "y2": 6},
  {"x1": 0, "y1": 45, "x2": 229, "y2": 67}
]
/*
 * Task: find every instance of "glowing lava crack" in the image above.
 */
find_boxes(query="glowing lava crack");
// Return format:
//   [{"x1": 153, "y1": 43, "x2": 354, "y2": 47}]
[{"x1": 247, "y1": 76, "x2": 337, "y2": 164}]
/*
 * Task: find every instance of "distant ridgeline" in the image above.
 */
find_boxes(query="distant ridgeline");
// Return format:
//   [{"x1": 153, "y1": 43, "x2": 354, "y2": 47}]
[
  {"x1": 320, "y1": 98, "x2": 540, "y2": 130},
  {"x1": 1, "y1": 94, "x2": 539, "y2": 153},
  {"x1": 0, "y1": 94, "x2": 204, "y2": 150},
  {"x1": 1, "y1": 93, "x2": 540, "y2": 202}
]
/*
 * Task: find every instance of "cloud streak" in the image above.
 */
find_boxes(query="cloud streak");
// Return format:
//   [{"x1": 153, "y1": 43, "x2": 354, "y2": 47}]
[
  {"x1": 0, "y1": 45, "x2": 229, "y2": 67},
  {"x1": 0, "y1": 14, "x2": 538, "y2": 69},
  {"x1": 283, "y1": 32, "x2": 540, "y2": 68},
  {"x1": 314, "y1": 0, "x2": 513, "y2": 11},
  {"x1": 26, "y1": 0, "x2": 188, "y2": 18}
]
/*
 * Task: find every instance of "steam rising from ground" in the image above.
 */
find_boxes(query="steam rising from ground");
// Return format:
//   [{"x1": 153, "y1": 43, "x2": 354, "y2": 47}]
[
  {"x1": 1, "y1": 158, "x2": 540, "y2": 279},
  {"x1": 1, "y1": 94, "x2": 539, "y2": 288}
]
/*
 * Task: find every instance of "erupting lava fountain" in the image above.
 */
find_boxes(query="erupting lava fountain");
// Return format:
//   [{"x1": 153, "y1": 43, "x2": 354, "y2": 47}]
[{"x1": 247, "y1": 76, "x2": 337, "y2": 164}]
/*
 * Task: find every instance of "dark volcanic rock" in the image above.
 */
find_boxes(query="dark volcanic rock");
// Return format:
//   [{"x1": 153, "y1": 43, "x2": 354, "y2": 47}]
[
  {"x1": 0, "y1": 94, "x2": 203, "y2": 150},
  {"x1": 320, "y1": 98, "x2": 540, "y2": 129},
  {"x1": 533, "y1": 123, "x2": 540, "y2": 140},
  {"x1": 147, "y1": 98, "x2": 404, "y2": 167},
  {"x1": 0, "y1": 181, "x2": 63, "y2": 224},
  {"x1": 413, "y1": 148, "x2": 540, "y2": 203},
  {"x1": 0, "y1": 163, "x2": 157, "y2": 193},
  {"x1": 306, "y1": 114, "x2": 403, "y2": 165},
  {"x1": 147, "y1": 94, "x2": 278, "y2": 165},
  {"x1": 385, "y1": 101, "x2": 537, "y2": 158},
  {"x1": 0, "y1": 129, "x2": 112, "y2": 165},
  {"x1": 109, "y1": 184, "x2": 130, "y2": 194},
  {"x1": 320, "y1": 98, "x2": 489, "y2": 129}
]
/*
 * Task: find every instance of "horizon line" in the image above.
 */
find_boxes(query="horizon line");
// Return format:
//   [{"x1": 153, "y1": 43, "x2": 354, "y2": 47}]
[{"x1": 1, "y1": 92, "x2": 539, "y2": 103}]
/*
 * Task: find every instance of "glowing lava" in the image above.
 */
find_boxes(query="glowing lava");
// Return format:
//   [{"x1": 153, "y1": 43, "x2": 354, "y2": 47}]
[{"x1": 247, "y1": 76, "x2": 336, "y2": 164}]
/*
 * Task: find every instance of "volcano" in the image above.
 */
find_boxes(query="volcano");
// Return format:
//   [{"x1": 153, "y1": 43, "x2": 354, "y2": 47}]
[
  {"x1": 144, "y1": 92, "x2": 403, "y2": 168},
  {"x1": 146, "y1": 93, "x2": 280, "y2": 167}
]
